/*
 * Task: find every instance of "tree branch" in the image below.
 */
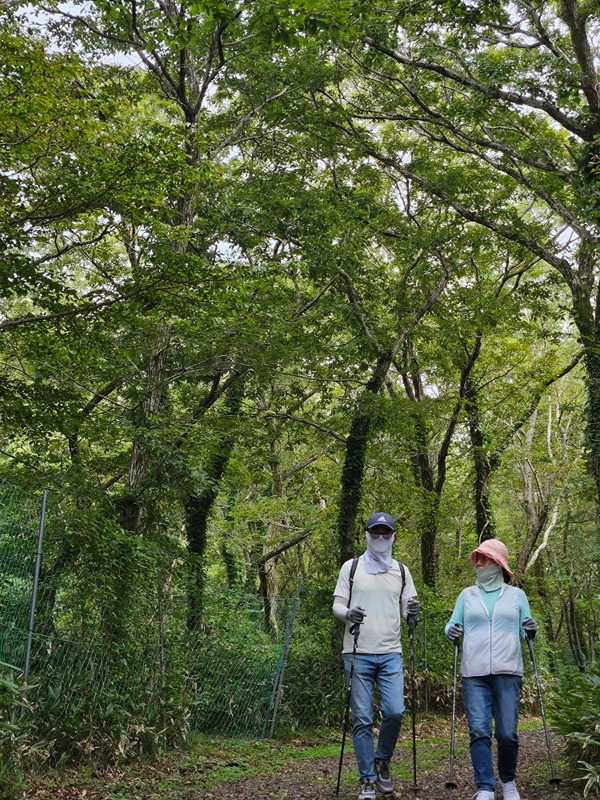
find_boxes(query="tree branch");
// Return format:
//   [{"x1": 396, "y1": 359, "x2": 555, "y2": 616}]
[
  {"x1": 263, "y1": 413, "x2": 347, "y2": 443},
  {"x1": 363, "y1": 36, "x2": 589, "y2": 140},
  {"x1": 258, "y1": 528, "x2": 313, "y2": 566}
]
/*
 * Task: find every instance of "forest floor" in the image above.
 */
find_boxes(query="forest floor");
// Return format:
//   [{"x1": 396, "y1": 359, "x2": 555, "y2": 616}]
[{"x1": 23, "y1": 717, "x2": 584, "y2": 799}]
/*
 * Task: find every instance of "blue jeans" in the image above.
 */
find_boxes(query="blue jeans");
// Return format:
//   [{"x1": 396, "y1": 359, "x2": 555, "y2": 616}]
[
  {"x1": 343, "y1": 653, "x2": 405, "y2": 782},
  {"x1": 462, "y1": 674, "x2": 522, "y2": 791}
]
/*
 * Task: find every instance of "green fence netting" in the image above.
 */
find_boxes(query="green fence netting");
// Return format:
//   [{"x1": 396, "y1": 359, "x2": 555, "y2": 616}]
[
  {"x1": 4, "y1": 589, "x2": 299, "y2": 750},
  {"x1": 0, "y1": 477, "x2": 302, "y2": 756},
  {"x1": 0, "y1": 479, "x2": 44, "y2": 672}
]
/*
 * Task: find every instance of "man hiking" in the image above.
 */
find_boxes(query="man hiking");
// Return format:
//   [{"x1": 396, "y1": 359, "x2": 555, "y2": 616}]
[{"x1": 333, "y1": 512, "x2": 420, "y2": 799}]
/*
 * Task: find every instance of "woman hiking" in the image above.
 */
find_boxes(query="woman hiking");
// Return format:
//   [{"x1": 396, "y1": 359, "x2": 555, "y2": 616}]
[{"x1": 445, "y1": 538, "x2": 538, "y2": 800}]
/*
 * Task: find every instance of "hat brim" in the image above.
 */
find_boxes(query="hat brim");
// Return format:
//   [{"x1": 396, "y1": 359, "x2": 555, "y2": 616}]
[{"x1": 470, "y1": 546, "x2": 513, "y2": 577}]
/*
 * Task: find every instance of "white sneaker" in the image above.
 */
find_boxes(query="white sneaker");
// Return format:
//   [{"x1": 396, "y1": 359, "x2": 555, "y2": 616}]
[
  {"x1": 500, "y1": 780, "x2": 520, "y2": 800},
  {"x1": 472, "y1": 792, "x2": 495, "y2": 800}
]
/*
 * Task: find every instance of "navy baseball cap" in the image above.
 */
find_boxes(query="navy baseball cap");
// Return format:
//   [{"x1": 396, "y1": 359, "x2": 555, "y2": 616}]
[{"x1": 366, "y1": 512, "x2": 395, "y2": 531}]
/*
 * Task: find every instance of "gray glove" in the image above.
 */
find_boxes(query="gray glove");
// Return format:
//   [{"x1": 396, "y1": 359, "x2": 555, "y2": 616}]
[
  {"x1": 407, "y1": 598, "x2": 420, "y2": 617},
  {"x1": 522, "y1": 617, "x2": 538, "y2": 640},
  {"x1": 446, "y1": 623, "x2": 463, "y2": 643},
  {"x1": 346, "y1": 606, "x2": 366, "y2": 625},
  {"x1": 406, "y1": 598, "x2": 420, "y2": 629}
]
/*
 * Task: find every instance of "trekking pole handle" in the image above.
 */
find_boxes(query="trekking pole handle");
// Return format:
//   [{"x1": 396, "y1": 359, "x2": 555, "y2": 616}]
[{"x1": 349, "y1": 621, "x2": 362, "y2": 643}]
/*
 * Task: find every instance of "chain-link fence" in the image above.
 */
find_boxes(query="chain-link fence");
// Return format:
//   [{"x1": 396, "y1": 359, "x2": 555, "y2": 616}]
[
  {"x1": 13, "y1": 589, "x2": 300, "y2": 755},
  {"x1": 0, "y1": 478, "x2": 303, "y2": 764}
]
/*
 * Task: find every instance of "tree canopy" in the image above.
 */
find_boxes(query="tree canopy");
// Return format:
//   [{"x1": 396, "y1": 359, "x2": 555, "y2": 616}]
[{"x1": 0, "y1": 1, "x2": 597, "y2": 778}]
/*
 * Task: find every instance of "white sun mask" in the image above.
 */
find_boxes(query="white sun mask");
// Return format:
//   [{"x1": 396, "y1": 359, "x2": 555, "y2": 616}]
[{"x1": 363, "y1": 531, "x2": 394, "y2": 574}]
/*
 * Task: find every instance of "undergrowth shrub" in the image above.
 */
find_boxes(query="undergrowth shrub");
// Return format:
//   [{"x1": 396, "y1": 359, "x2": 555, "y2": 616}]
[
  {"x1": 283, "y1": 613, "x2": 341, "y2": 729},
  {"x1": 0, "y1": 668, "x2": 27, "y2": 800},
  {"x1": 549, "y1": 667, "x2": 600, "y2": 797},
  {"x1": 24, "y1": 636, "x2": 191, "y2": 765}
]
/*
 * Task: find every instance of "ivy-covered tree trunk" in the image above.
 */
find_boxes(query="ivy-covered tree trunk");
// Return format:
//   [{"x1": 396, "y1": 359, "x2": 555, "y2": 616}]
[
  {"x1": 337, "y1": 262, "x2": 451, "y2": 567},
  {"x1": 465, "y1": 377, "x2": 494, "y2": 542},
  {"x1": 582, "y1": 341, "x2": 600, "y2": 507},
  {"x1": 185, "y1": 380, "x2": 245, "y2": 632},
  {"x1": 338, "y1": 352, "x2": 392, "y2": 565},
  {"x1": 117, "y1": 327, "x2": 171, "y2": 533}
]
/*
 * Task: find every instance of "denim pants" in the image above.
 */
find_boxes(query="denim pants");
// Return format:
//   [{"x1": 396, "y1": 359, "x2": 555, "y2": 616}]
[
  {"x1": 462, "y1": 674, "x2": 522, "y2": 791},
  {"x1": 343, "y1": 652, "x2": 405, "y2": 782}
]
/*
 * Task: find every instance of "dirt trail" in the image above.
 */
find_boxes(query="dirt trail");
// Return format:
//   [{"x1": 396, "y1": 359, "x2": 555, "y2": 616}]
[
  {"x1": 23, "y1": 725, "x2": 583, "y2": 799},
  {"x1": 199, "y1": 727, "x2": 582, "y2": 800}
]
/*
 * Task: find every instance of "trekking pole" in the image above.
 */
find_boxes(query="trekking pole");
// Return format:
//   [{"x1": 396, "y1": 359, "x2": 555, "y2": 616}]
[
  {"x1": 445, "y1": 639, "x2": 459, "y2": 789},
  {"x1": 526, "y1": 635, "x2": 560, "y2": 785},
  {"x1": 408, "y1": 616, "x2": 418, "y2": 794},
  {"x1": 335, "y1": 622, "x2": 361, "y2": 796}
]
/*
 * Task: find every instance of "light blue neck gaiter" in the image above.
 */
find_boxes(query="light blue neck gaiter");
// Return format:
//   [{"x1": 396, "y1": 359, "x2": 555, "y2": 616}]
[{"x1": 476, "y1": 564, "x2": 504, "y2": 592}]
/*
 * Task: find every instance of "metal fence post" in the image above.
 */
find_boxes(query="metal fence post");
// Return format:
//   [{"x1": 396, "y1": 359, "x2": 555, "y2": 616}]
[
  {"x1": 263, "y1": 573, "x2": 303, "y2": 739},
  {"x1": 24, "y1": 488, "x2": 47, "y2": 682}
]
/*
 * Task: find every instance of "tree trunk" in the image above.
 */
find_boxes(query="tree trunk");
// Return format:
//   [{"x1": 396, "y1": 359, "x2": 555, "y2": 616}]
[
  {"x1": 465, "y1": 377, "x2": 494, "y2": 542},
  {"x1": 185, "y1": 379, "x2": 245, "y2": 632},
  {"x1": 221, "y1": 493, "x2": 239, "y2": 588},
  {"x1": 569, "y1": 237, "x2": 600, "y2": 508},
  {"x1": 565, "y1": 586, "x2": 589, "y2": 670},
  {"x1": 117, "y1": 326, "x2": 171, "y2": 533},
  {"x1": 404, "y1": 400, "x2": 438, "y2": 586},
  {"x1": 261, "y1": 439, "x2": 284, "y2": 637},
  {"x1": 338, "y1": 352, "x2": 392, "y2": 564},
  {"x1": 420, "y1": 493, "x2": 440, "y2": 588}
]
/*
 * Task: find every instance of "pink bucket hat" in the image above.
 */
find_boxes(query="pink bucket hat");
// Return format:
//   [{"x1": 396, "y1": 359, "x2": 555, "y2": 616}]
[{"x1": 470, "y1": 538, "x2": 513, "y2": 577}]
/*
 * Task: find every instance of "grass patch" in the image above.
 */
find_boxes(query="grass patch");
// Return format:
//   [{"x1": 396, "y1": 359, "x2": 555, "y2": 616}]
[
  {"x1": 25, "y1": 728, "x2": 344, "y2": 800},
  {"x1": 23, "y1": 717, "x2": 561, "y2": 800}
]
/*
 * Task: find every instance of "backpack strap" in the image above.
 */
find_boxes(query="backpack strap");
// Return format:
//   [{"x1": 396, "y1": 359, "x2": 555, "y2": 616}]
[
  {"x1": 347, "y1": 557, "x2": 359, "y2": 609},
  {"x1": 398, "y1": 561, "x2": 406, "y2": 608}
]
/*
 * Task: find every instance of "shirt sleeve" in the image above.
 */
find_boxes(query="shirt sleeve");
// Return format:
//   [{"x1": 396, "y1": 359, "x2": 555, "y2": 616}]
[
  {"x1": 333, "y1": 600, "x2": 349, "y2": 622},
  {"x1": 445, "y1": 591, "x2": 465, "y2": 635},
  {"x1": 333, "y1": 560, "x2": 351, "y2": 603},
  {"x1": 518, "y1": 589, "x2": 532, "y2": 637}
]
